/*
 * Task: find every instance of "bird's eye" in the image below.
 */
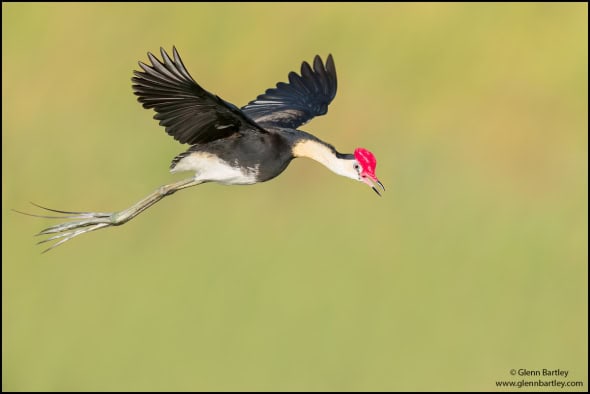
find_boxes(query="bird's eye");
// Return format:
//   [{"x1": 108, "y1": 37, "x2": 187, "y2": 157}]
[{"x1": 353, "y1": 163, "x2": 361, "y2": 172}]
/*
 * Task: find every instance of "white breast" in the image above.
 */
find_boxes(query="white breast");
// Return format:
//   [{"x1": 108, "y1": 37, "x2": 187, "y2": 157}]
[{"x1": 170, "y1": 152, "x2": 258, "y2": 185}]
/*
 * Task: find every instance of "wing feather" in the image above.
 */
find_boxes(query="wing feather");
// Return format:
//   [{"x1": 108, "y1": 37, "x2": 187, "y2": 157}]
[
  {"x1": 241, "y1": 55, "x2": 337, "y2": 129},
  {"x1": 132, "y1": 47, "x2": 265, "y2": 145}
]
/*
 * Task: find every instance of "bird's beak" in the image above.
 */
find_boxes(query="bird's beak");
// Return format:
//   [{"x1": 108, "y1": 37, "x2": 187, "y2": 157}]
[{"x1": 361, "y1": 175, "x2": 385, "y2": 196}]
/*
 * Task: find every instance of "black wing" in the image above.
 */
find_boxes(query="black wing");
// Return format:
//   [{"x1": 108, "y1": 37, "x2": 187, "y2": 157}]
[
  {"x1": 132, "y1": 47, "x2": 265, "y2": 145},
  {"x1": 241, "y1": 55, "x2": 337, "y2": 129}
]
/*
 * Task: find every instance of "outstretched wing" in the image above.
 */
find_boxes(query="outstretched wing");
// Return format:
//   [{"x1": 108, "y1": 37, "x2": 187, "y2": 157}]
[
  {"x1": 132, "y1": 47, "x2": 265, "y2": 145},
  {"x1": 241, "y1": 55, "x2": 337, "y2": 129}
]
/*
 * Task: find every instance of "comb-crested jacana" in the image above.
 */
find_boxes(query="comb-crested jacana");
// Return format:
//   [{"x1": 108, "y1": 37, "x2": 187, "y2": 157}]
[{"x1": 18, "y1": 47, "x2": 384, "y2": 252}]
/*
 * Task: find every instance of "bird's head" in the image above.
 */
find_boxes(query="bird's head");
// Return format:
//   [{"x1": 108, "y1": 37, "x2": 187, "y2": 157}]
[
  {"x1": 352, "y1": 148, "x2": 385, "y2": 196},
  {"x1": 291, "y1": 138, "x2": 384, "y2": 195}
]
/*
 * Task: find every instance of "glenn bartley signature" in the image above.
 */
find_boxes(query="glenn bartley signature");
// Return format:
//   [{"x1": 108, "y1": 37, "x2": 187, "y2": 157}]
[{"x1": 512, "y1": 369, "x2": 570, "y2": 378}]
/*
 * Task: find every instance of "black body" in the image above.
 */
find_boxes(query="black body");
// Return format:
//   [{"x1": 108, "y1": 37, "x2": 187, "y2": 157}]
[{"x1": 171, "y1": 129, "x2": 296, "y2": 182}]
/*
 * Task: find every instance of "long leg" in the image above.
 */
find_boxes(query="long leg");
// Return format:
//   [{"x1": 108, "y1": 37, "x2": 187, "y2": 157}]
[{"x1": 14, "y1": 177, "x2": 203, "y2": 253}]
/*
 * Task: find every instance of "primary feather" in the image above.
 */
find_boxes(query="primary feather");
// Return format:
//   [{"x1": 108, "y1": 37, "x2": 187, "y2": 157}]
[
  {"x1": 242, "y1": 54, "x2": 337, "y2": 129},
  {"x1": 132, "y1": 46, "x2": 265, "y2": 145}
]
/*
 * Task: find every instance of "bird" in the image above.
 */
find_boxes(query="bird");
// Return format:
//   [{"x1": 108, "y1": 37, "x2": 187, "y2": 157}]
[{"x1": 17, "y1": 47, "x2": 384, "y2": 252}]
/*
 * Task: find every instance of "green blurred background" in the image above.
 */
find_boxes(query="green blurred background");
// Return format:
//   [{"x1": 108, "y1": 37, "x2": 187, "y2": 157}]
[{"x1": 2, "y1": 3, "x2": 587, "y2": 391}]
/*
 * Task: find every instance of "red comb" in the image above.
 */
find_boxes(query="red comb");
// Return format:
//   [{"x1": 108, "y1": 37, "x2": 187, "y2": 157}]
[{"x1": 354, "y1": 148, "x2": 377, "y2": 177}]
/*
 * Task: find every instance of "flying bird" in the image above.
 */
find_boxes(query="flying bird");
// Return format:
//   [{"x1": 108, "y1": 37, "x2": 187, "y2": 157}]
[{"x1": 18, "y1": 47, "x2": 384, "y2": 252}]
